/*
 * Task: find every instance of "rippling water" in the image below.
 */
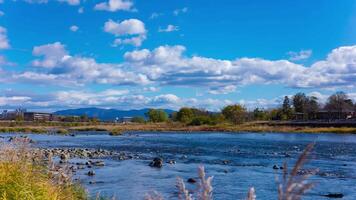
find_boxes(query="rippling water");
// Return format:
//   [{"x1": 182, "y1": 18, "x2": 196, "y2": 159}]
[{"x1": 4, "y1": 132, "x2": 356, "y2": 200}]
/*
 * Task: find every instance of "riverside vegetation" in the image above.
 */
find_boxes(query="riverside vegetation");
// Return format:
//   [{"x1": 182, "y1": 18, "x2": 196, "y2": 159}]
[
  {"x1": 1, "y1": 91, "x2": 356, "y2": 135},
  {"x1": 0, "y1": 137, "x2": 318, "y2": 200}
]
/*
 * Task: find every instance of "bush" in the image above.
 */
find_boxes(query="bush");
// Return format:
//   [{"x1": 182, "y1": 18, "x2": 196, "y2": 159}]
[
  {"x1": 222, "y1": 104, "x2": 247, "y2": 124},
  {"x1": 131, "y1": 116, "x2": 146, "y2": 123},
  {"x1": 146, "y1": 109, "x2": 168, "y2": 123}
]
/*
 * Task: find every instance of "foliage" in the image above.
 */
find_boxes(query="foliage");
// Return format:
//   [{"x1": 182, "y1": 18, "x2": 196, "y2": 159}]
[
  {"x1": 146, "y1": 109, "x2": 168, "y2": 123},
  {"x1": 221, "y1": 104, "x2": 247, "y2": 124},
  {"x1": 282, "y1": 96, "x2": 293, "y2": 120},
  {"x1": 176, "y1": 108, "x2": 195, "y2": 123},
  {"x1": 252, "y1": 108, "x2": 270, "y2": 121},
  {"x1": 131, "y1": 116, "x2": 146, "y2": 123}
]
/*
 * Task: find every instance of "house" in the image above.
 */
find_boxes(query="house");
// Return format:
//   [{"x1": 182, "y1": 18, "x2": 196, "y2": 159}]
[
  {"x1": 119, "y1": 117, "x2": 133, "y2": 123},
  {"x1": 23, "y1": 112, "x2": 54, "y2": 121}
]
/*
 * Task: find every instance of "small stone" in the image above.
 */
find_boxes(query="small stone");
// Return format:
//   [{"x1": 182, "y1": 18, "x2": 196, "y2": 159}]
[
  {"x1": 167, "y1": 160, "x2": 176, "y2": 164},
  {"x1": 187, "y1": 178, "x2": 196, "y2": 183},
  {"x1": 87, "y1": 170, "x2": 95, "y2": 176}
]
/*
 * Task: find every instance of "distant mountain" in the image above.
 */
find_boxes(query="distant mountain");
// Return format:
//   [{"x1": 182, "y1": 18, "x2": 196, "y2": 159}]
[{"x1": 53, "y1": 107, "x2": 175, "y2": 121}]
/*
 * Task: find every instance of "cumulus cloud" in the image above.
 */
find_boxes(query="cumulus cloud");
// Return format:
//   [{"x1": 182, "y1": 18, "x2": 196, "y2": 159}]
[
  {"x1": 287, "y1": 49, "x2": 312, "y2": 61},
  {"x1": 69, "y1": 25, "x2": 79, "y2": 32},
  {"x1": 158, "y1": 25, "x2": 179, "y2": 32},
  {"x1": 0, "y1": 26, "x2": 10, "y2": 49},
  {"x1": 104, "y1": 19, "x2": 147, "y2": 47},
  {"x1": 2, "y1": 43, "x2": 356, "y2": 95},
  {"x1": 123, "y1": 44, "x2": 356, "y2": 90},
  {"x1": 18, "y1": 42, "x2": 150, "y2": 86},
  {"x1": 94, "y1": 0, "x2": 134, "y2": 12}
]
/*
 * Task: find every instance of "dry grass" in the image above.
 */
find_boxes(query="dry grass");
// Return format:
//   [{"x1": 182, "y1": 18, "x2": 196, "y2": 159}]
[
  {"x1": 0, "y1": 138, "x2": 86, "y2": 200},
  {"x1": 1, "y1": 120, "x2": 356, "y2": 134}
]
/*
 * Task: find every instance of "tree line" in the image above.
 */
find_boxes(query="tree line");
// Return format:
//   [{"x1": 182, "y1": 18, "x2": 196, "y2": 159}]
[{"x1": 139, "y1": 91, "x2": 356, "y2": 125}]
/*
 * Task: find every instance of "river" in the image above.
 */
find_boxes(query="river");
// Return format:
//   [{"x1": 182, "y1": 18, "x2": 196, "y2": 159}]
[{"x1": 3, "y1": 132, "x2": 356, "y2": 199}]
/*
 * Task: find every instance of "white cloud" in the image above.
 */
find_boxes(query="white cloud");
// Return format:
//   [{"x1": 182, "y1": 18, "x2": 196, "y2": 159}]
[
  {"x1": 58, "y1": 0, "x2": 80, "y2": 5},
  {"x1": 150, "y1": 12, "x2": 162, "y2": 19},
  {"x1": 94, "y1": 0, "x2": 134, "y2": 12},
  {"x1": 69, "y1": 25, "x2": 79, "y2": 32},
  {"x1": 104, "y1": 19, "x2": 146, "y2": 36},
  {"x1": 208, "y1": 85, "x2": 237, "y2": 94},
  {"x1": 173, "y1": 7, "x2": 188, "y2": 16},
  {"x1": 158, "y1": 25, "x2": 179, "y2": 33},
  {"x1": 2, "y1": 43, "x2": 356, "y2": 96},
  {"x1": 287, "y1": 49, "x2": 312, "y2": 61},
  {"x1": 24, "y1": 0, "x2": 80, "y2": 5},
  {"x1": 26, "y1": 42, "x2": 150, "y2": 86},
  {"x1": 104, "y1": 19, "x2": 147, "y2": 47},
  {"x1": 32, "y1": 42, "x2": 68, "y2": 68},
  {"x1": 0, "y1": 26, "x2": 10, "y2": 49}
]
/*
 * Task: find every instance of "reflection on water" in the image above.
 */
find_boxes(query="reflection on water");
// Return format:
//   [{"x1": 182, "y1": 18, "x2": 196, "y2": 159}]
[{"x1": 4, "y1": 132, "x2": 356, "y2": 200}]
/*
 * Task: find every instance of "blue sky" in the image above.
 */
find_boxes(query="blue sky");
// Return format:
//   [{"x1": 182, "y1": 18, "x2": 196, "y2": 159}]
[{"x1": 1, "y1": 0, "x2": 356, "y2": 111}]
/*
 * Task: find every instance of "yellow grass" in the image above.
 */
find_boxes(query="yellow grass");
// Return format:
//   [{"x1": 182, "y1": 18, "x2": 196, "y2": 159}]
[
  {"x1": 0, "y1": 140, "x2": 86, "y2": 200},
  {"x1": 1, "y1": 121, "x2": 356, "y2": 134}
]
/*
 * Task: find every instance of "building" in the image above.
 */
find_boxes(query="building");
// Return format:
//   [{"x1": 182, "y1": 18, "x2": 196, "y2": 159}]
[
  {"x1": 23, "y1": 112, "x2": 54, "y2": 121},
  {"x1": 118, "y1": 117, "x2": 133, "y2": 123}
]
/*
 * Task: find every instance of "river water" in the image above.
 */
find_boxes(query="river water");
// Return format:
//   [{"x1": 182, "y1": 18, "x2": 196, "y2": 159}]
[{"x1": 4, "y1": 132, "x2": 356, "y2": 199}]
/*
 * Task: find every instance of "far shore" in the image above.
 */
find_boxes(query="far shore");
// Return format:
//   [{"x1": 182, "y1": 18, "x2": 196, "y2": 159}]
[{"x1": 0, "y1": 121, "x2": 356, "y2": 135}]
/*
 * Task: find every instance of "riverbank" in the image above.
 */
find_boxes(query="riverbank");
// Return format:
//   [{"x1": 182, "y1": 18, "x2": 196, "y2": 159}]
[
  {"x1": 0, "y1": 138, "x2": 86, "y2": 200},
  {"x1": 0, "y1": 121, "x2": 356, "y2": 134}
]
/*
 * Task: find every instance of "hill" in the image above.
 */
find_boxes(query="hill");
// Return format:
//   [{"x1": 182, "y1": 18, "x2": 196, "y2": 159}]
[{"x1": 54, "y1": 107, "x2": 175, "y2": 121}]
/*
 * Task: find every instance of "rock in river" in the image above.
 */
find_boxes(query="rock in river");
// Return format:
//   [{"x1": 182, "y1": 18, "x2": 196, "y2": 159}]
[
  {"x1": 187, "y1": 178, "x2": 197, "y2": 183},
  {"x1": 149, "y1": 157, "x2": 163, "y2": 168},
  {"x1": 87, "y1": 170, "x2": 95, "y2": 176},
  {"x1": 322, "y1": 193, "x2": 344, "y2": 198}
]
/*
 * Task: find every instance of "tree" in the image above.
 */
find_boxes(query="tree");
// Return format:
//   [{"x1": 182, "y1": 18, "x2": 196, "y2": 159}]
[
  {"x1": 325, "y1": 91, "x2": 353, "y2": 119},
  {"x1": 176, "y1": 107, "x2": 195, "y2": 123},
  {"x1": 131, "y1": 116, "x2": 146, "y2": 123},
  {"x1": 221, "y1": 104, "x2": 247, "y2": 124},
  {"x1": 305, "y1": 96, "x2": 319, "y2": 120},
  {"x1": 253, "y1": 108, "x2": 269, "y2": 120},
  {"x1": 293, "y1": 93, "x2": 308, "y2": 113},
  {"x1": 282, "y1": 96, "x2": 293, "y2": 120},
  {"x1": 146, "y1": 109, "x2": 168, "y2": 123}
]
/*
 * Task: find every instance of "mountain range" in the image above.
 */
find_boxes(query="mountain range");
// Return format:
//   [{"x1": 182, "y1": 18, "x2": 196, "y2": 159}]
[{"x1": 53, "y1": 107, "x2": 175, "y2": 121}]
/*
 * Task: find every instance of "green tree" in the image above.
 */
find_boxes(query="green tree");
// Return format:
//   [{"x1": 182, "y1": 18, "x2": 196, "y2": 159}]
[
  {"x1": 221, "y1": 104, "x2": 247, "y2": 124},
  {"x1": 253, "y1": 108, "x2": 269, "y2": 120},
  {"x1": 282, "y1": 96, "x2": 293, "y2": 120},
  {"x1": 293, "y1": 93, "x2": 308, "y2": 113},
  {"x1": 131, "y1": 116, "x2": 146, "y2": 123},
  {"x1": 146, "y1": 109, "x2": 168, "y2": 122},
  {"x1": 176, "y1": 107, "x2": 195, "y2": 123}
]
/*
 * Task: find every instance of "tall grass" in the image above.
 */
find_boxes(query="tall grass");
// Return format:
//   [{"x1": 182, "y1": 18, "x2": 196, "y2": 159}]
[{"x1": 0, "y1": 138, "x2": 86, "y2": 200}]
